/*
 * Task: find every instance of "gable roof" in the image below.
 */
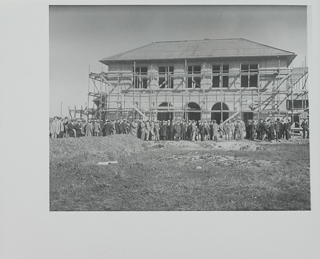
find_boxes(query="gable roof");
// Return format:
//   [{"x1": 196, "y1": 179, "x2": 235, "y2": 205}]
[{"x1": 100, "y1": 38, "x2": 296, "y2": 65}]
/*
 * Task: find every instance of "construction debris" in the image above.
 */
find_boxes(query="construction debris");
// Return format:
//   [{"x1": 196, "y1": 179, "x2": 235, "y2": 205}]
[{"x1": 97, "y1": 161, "x2": 118, "y2": 165}]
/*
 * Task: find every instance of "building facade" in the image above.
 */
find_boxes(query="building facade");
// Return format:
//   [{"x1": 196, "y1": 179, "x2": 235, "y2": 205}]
[{"x1": 88, "y1": 38, "x2": 308, "y2": 123}]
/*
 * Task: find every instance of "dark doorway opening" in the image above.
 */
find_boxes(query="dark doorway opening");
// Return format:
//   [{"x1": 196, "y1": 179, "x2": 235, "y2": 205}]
[
  {"x1": 211, "y1": 102, "x2": 229, "y2": 124},
  {"x1": 185, "y1": 102, "x2": 201, "y2": 121},
  {"x1": 157, "y1": 102, "x2": 173, "y2": 121}
]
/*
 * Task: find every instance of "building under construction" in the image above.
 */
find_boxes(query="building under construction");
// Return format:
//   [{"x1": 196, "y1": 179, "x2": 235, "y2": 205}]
[{"x1": 87, "y1": 38, "x2": 308, "y2": 124}]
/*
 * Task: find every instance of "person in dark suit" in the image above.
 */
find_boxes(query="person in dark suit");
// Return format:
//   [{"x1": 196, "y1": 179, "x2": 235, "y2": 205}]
[
  {"x1": 120, "y1": 119, "x2": 127, "y2": 134},
  {"x1": 187, "y1": 121, "x2": 192, "y2": 141},
  {"x1": 301, "y1": 118, "x2": 309, "y2": 139},
  {"x1": 180, "y1": 121, "x2": 186, "y2": 140},
  {"x1": 140, "y1": 121, "x2": 146, "y2": 140},
  {"x1": 260, "y1": 120, "x2": 267, "y2": 141},
  {"x1": 103, "y1": 120, "x2": 113, "y2": 136},
  {"x1": 154, "y1": 120, "x2": 160, "y2": 141},
  {"x1": 279, "y1": 119, "x2": 285, "y2": 139},
  {"x1": 213, "y1": 120, "x2": 219, "y2": 142},
  {"x1": 170, "y1": 120, "x2": 175, "y2": 140},
  {"x1": 285, "y1": 119, "x2": 291, "y2": 140},
  {"x1": 74, "y1": 119, "x2": 82, "y2": 137},
  {"x1": 174, "y1": 120, "x2": 181, "y2": 140},
  {"x1": 268, "y1": 120, "x2": 275, "y2": 142},
  {"x1": 160, "y1": 121, "x2": 167, "y2": 141},
  {"x1": 198, "y1": 121, "x2": 204, "y2": 141},
  {"x1": 275, "y1": 118, "x2": 280, "y2": 141},
  {"x1": 209, "y1": 121, "x2": 213, "y2": 140},
  {"x1": 115, "y1": 120, "x2": 120, "y2": 134}
]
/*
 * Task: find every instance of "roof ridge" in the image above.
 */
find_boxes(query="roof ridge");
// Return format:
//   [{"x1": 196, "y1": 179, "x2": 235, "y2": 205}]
[{"x1": 153, "y1": 38, "x2": 244, "y2": 43}]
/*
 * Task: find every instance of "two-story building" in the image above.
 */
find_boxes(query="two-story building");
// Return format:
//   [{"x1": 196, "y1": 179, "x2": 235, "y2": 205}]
[{"x1": 88, "y1": 38, "x2": 308, "y2": 123}]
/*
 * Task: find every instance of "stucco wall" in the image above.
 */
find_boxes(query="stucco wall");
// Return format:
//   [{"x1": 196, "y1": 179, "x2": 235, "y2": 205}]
[{"x1": 100, "y1": 57, "x2": 291, "y2": 120}]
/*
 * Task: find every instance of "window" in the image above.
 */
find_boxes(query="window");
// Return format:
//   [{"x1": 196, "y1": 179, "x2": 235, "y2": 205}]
[
  {"x1": 222, "y1": 65, "x2": 229, "y2": 88},
  {"x1": 286, "y1": 100, "x2": 309, "y2": 109},
  {"x1": 212, "y1": 64, "x2": 229, "y2": 88},
  {"x1": 187, "y1": 65, "x2": 201, "y2": 88},
  {"x1": 159, "y1": 66, "x2": 174, "y2": 88},
  {"x1": 241, "y1": 64, "x2": 258, "y2": 87},
  {"x1": 212, "y1": 65, "x2": 220, "y2": 88},
  {"x1": 133, "y1": 67, "x2": 148, "y2": 88}
]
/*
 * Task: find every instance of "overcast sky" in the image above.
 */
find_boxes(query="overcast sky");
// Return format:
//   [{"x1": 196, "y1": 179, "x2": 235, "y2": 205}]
[{"x1": 49, "y1": 5, "x2": 307, "y2": 118}]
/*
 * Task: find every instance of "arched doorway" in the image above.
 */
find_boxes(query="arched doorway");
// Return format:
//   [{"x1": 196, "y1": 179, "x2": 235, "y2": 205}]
[
  {"x1": 185, "y1": 102, "x2": 201, "y2": 121},
  {"x1": 211, "y1": 102, "x2": 229, "y2": 124},
  {"x1": 157, "y1": 102, "x2": 173, "y2": 121}
]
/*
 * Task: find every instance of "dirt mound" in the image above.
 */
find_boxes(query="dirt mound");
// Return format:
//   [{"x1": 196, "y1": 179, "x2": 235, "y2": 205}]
[{"x1": 50, "y1": 135, "x2": 145, "y2": 161}]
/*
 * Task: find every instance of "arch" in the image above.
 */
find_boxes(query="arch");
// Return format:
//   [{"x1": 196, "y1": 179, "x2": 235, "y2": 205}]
[
  {"x1": 185, "y1": 102, "x2": 201, "y2": 121},
  {"x1": 211, "y1": 102, "x2": 229, "y2": 124},
  {"x1": 157, "y1": 102, "x2": 173, "y2": 121}
]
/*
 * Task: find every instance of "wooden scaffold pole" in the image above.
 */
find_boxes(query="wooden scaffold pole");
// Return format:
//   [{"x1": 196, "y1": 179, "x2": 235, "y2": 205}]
[{"x1": 87, "y1": 65, "x2": 90, "y2": 121}]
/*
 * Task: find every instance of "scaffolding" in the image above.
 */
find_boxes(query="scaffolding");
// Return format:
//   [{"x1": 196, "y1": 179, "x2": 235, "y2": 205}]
[{"x1": 87, "y1": 63, "x2": 308, "y2": 123}]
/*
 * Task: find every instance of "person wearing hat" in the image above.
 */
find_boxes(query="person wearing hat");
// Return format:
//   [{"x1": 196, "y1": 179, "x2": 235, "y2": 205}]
[
  {"x1": 57, "y1": 118, "x2": 64, "y2": 138},
  {"x1": 103, "y1": 120, "x2": 112, "y2": 136},
  {"x1": 130, "y1": 119, "x2": 138, "y2": 137},
  {"x1": 85, "y1": 119, "x2": 93, "y2": 137},
  {"x1": 259, "y1": 120, "x2": 267, "y2": 141},
  {"x1": 154, "y1": 120, "x2": 160, "y2": 141},
  {"x1": 300, "y1": 118, "x2": 309, "y2": 139},
  {"x1": 63, "y1": 117, "x2": 69, "y2": 138},
  {"x1": 275, "y1": 118, "x2": 281, "y2": 141},
  {"x1": 250, "y1": 119, "x2": 257, "y2": 141},
  {"x1": 284, "y1": 118, "x2": 291, "y2": 140},
  {"x1": 160, "y1": 121, "x2": 167, "y2": 141},
  {"x1": 224, "y1": 121, "x2": 231, "y2": 141},
  {"x1": 186, "y1": 121, "x2": 192, "y2": 141},
  {"x1": 140, "y1": 121, "x2": 146, "y2": 140},
  {"x1": 68, "y1": 119, "x2": 77, "y2": 137},
  {"x1": 174, "y1": 119, "x2": 181, "y2": 141},
  {"x1": 93, "y1": 120, "x2": 101, "y2": 137},
  {"x1": 229, "y1": 119, "x2": 235, "y2": 140},
  {"x1": 180, "y1": 120, "x2": 186, "y2": 141},
  {"x1": 191, "y1": 121, "x2": 197, "y2": 142},
  {"x1": 233, "y1": 120, "x2": 240, "y2": 140},
  {"x1": 218, "y1": 120, "x2": 224, "y2": 139},
  {"x1": 268, "y1": 119, "x2": 275, "y2": 142},
  {"x1": 115, "y1": 119, "x2": 120, "y2": 134},
  {"x1": 213, "y1": 120, "x2": 219, "y2": 142},
  {"x1": 239, "y1": 119, "x2": 245, "y2": 141},
  {"x1": 74, "y1": 119, "x2": 82, "y2": 137},
  {"x1": 50, "y1": 116, "x2": 60, "y2": 139},
  {"x1": 145, "y1": 120, "x2": 151, "y2": 141},
  {"x1": 120, "y1": 119, "x2": 127, "y2": 134},
  {"x1": 198, "y1": 120, "x2": 204, "y2": 141}
]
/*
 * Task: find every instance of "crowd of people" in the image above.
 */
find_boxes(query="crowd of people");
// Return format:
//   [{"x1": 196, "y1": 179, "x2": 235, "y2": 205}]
[{"x1": 50, "y1": 116, "x2": 309, "y2": 141}]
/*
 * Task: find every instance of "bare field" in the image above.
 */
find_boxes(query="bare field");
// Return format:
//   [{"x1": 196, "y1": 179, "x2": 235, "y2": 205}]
[{"x1": 50, "y1": 135, "x2": 310, "y2": 211}]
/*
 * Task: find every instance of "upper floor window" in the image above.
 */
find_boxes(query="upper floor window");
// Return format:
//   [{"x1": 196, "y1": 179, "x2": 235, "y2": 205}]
[
  {"x1": 159, "y1": 66, "x2": 174, "y2": 88},
  {"x1": 133, "y1": 67, "x2": 148, "y2": 88},
  {"x1": 241, "y1": 64, "x2": 258, "y2": 88},
  {"x1": 187, "y1": 65, "x2": 201, "y2": 88},
  {"x1": 212, "y1": 64, "x2": 229, "y2": 88}
]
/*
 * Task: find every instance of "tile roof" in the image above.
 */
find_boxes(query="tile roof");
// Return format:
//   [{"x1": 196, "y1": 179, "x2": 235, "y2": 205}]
[{"x1": 100, "y1": 38, "x2": 296, "y2": 64}]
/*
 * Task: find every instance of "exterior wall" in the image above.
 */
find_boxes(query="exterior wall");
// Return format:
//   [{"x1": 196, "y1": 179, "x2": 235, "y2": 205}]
[{"x1": 94, "y1": 56, "x2": 300, "y2": 121}]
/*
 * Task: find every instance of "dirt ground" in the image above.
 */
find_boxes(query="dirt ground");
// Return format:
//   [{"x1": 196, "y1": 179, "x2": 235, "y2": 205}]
[{"x1": 50, "y1": 135, "x2": 310, "y2": 211}]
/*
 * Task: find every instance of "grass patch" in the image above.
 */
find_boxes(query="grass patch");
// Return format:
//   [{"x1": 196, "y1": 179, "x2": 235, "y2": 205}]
[{"x1": 50, "y1": 137, "x2": 310, "y2": 211}]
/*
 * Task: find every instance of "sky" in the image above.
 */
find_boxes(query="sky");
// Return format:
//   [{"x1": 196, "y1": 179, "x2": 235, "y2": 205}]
[{"x1": 49, "y1": 5, "x2": 308, "y2": 118}]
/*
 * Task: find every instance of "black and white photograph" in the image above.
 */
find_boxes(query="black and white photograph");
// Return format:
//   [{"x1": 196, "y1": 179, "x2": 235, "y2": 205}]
[
  {"x1": 1, "y1": 2, "x2": 320, "y2": 259},
  {"x1": 49, "y1": 5, "x2": 310, "y2": 211}
]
